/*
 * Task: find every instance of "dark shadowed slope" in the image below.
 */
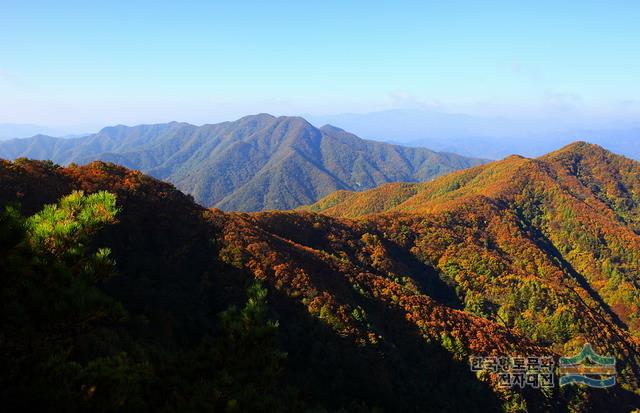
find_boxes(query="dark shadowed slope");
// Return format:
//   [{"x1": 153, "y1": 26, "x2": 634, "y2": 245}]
[
  {"x1": 0, "y1": 114, "x2": 486, "y2": 211},
  {"x1": 0, "y1": 159, "x2": 526, "y2": 411},
  {"x1": 3, "y1": 146, "x2": 640, "y2": 410}
]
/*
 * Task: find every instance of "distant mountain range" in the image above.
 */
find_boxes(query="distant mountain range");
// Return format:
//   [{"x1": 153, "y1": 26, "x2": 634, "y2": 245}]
[
  {"x1": 305, "y1": 109, "x2": 640, "y2": 160},
  {"x1": 0, "y1": 114, "x2": 486, "y2": 211},
  {"x1": 0, "y1": 123, "x2": 60, "y2": 140},
  {"x1": 0, "y1": 123, "x2": 90, "y2": 140}
]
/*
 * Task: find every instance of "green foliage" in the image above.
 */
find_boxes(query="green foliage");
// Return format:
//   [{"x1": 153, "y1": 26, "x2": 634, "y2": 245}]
[
  {"x1": 0, "y1": 191, "x2": 125, "y2": 411},
  {"x1": 501, "y1": 392, "x2": 527, "y2": 413},
  {"x1": 26, "y1": 190, "x2": 118, "y2": 258},
  {"x1": 218, "y1": 243, "x2": 246, "y2": 269},
  {"x1": 439, "y1": 332, "x2": 465, "y2": 361},
  {"x1": 0, "y1": 192, "x2": 294, "y2": 412},
  {"x1": 318, "y1": 304, "x2": 346, "y2": 332},
  {"x1": 464, "y1": 290, "x2": 491, "y2": 318},
  {"x1": 208, "y1": 282, "x2": 289, "y2": 411}
]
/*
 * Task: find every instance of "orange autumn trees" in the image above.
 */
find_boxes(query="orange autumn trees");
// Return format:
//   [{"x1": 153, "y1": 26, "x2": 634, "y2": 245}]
[
  {"x1": 306, "y1": 142, "x2": 640, "y2": 393},
  {"x1": 4, "y1": 143, "x2": 640, "y2": 411}
]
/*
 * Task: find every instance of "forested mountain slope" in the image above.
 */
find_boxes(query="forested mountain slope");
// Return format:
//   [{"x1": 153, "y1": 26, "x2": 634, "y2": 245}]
[
  {"x1": 305, "y1": 142, "x2": 640, "y2": 390},
  {"x1": 0, "y1": 114, "x2": 485, "y2": 211},
  {"x1": 2, "y1": 143, "x2": 640, "y2": 411}
]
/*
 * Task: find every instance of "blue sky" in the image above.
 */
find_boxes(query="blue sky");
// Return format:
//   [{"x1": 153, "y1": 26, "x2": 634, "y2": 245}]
[{"x1": 1, "y1": 0, "x2": 639, "y2": 130}]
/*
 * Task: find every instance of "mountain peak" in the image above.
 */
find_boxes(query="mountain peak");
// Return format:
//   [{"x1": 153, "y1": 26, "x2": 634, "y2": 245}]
[
  {"x1": 0, "y1": 115, "x2": 485, "y2": 211},
  {"x1": 272, "y1": 115, "x2": 316, "y2": 130},
  {"x1": 550, "y1": 140, "x2": 606, "y2": 155},
  {"x1": 237, "y1": 113, "x2": 276, "y2": 122},
  {"x1": 98, "y1": 124, "x2": 128, "y2": 134},
  {"x1": 540, "y1": 141, "x2": 622, "y2": 165},
  {"x1": 319, "y1": 124, "x2": 346, "y2": 133}
]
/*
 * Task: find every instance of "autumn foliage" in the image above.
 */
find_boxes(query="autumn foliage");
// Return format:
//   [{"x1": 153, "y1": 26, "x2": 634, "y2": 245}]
[{"x1": 3, "y1": 143, "x2": 640, "y2": 411}]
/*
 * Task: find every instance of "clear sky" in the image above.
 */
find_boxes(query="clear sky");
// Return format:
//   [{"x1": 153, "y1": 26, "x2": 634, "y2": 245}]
[{"x1": 1, "y1": 0, "x2": 639, "y2": 130}]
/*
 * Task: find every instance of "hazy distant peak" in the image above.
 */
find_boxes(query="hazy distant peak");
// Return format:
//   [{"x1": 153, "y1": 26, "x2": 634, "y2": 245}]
[
  {"x1": 273, "y1": 115, "x2": 314, "y2": 127},
  {"x1": 304, "y1": 109, "x2": 640, "y2": 160},
  {"x1": 0, "y1": 123, "x2": 61, "y2": 140},
  {"x1": 98, "y1": 124, "x2": 129, "y2": 134},
  {"x1": 96, "y1": 122, "x2": 190, "y2": 139},
  {"x1": 319, "y1": 124, "x2": 346, "y2": 134},
  {"x1": 236, "y1": 113, "x2": 276, "y2": 123}
]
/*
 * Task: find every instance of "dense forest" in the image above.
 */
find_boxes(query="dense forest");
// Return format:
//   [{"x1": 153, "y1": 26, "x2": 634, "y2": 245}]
[
  {"x1": 2, "y1": 142, "x2": 640, "y2": 411},
  {"x1": 0, "y1": 114, "x2": 485, "y2": 211}
]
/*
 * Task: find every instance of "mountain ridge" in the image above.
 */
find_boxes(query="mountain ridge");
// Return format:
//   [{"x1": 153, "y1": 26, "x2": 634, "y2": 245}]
[
  {"x1": 304, "y1": 141, "x2": 637, "y2": 217},
  {"x1": 0, "y1": 115, "x2": 487, "y2": 211}
]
